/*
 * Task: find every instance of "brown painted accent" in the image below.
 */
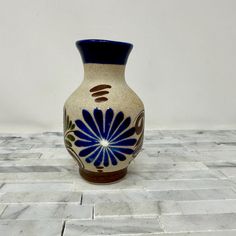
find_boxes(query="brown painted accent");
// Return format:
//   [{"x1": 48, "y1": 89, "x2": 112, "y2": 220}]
[
  {"x1": 136, "y1": 131, "x2": 143, "y2": 147},
  {"x1": 133, "y1": 110, "x2": 145, "y2": 157},
  {"x1": 92, "y1": 91, "x2": 109, "y2": 97},
  {"x1": 67, "y1": 148, "x2": 84, "y2": 169},
  {"x1": 79, "y1": 168, "x2": 127, "y2": 183},
  {"x1": 133, "y1": 131, "x2": 144, "y2": 157},
  {"x1": 95, "y1": 97, "x2": 108, "y2": 103},
  {"x1": 135, "y1": 111, "x2": 144, "y2": 135},
  {"x1": 90, "y1": 84, "x2": 111, "y2": 92},
  {"x1": 96, "y1": 166, "x2": 104, "y2": 169}
]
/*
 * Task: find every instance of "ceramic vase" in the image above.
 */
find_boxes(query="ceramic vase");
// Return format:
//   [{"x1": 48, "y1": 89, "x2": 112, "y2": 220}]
[{"x1": 63, "y1": 39, "x2": 144, "y2": 183}]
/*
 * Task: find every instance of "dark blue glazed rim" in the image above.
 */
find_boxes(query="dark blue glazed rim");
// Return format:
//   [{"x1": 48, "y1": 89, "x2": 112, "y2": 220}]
[{"x1": 76, "y1": 39, "x2": 133, "y2": 65}]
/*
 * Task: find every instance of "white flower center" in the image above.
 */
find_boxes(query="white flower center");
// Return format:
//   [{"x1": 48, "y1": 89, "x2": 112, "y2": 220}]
[{"x1": 100, "y1": 139, "x2": 109, "y2": 148}]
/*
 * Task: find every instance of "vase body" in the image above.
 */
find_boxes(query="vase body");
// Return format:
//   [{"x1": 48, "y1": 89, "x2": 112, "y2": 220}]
[{"x1": 63, "y1": 39, "x2": 144, "y2": 183}]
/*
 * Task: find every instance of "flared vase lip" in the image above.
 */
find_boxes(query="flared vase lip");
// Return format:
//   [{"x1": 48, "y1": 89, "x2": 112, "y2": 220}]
[
  {"x1": 75, "y1": 39, "x2": 133, "y2": 65},
  {"x1": 76, "y1": 39, "x2": 133, "y2": 48}
]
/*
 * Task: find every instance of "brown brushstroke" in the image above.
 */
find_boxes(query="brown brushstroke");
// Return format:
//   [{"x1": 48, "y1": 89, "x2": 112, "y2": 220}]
[
  {"x1": 133, "y1": 110, "x2": 145, "y2": 157},
  {"x1": 136, "y1": 131, "x2": 144, "y2": 147},
  {"x1": 96, "y1": 166, "x2": 104, "y2": 169},
  {"x1": 95, "y1": 97, "x2": 108, "y2": 103},
  {"x1": 135, "y1": 111, "x2": 144, "y2": 135},
  {"x1": 90, "y1": 84, "x2": 111, "y2": 92},
  {"x1": 92, "y1": 91, "x2": 109, "y2": 97}
]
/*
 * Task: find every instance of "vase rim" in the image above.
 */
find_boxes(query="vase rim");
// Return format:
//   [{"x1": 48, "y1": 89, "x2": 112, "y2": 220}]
[
  {"x1": 76, "y1": 39, "x2": 133, "y2": 48},
  {"x1": 76, "y1": 39, "x2": 133, "y2": 65}
]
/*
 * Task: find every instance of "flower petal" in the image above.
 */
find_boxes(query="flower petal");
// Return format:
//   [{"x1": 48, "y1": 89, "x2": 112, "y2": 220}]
[
  {"x1": 112, "y1": 149, "x2": 126, "y2": 161},
  {"x1": 107, "y1": 111, "x2": 124, "y2": 139},
  {"x1": 94, "y1": 148, "x2": 104, "y2": 167},
  {"x1": 79, "y1": 145, "x2": 98, "y2": 157},
  {"x1": 75, "y1": 119, "x2": 98, "y2": 139},
  {"x1": 111, "y1": 138, "x2": 136, "y2": 147},
  {"x1": 110, "y1": 127, "x2": 136, "y2": 143},
  {"x1": 111, "y1": 147, "x2": 134, "y2": 155},
  {"x1": 74, "y1": 130, "x2": 97, "y2": 142},
  {"x1": 103, "y1": 149, "x2": 109, "y2": 167},
  {"x1": 85, "y1": 146, "x2": 102, "y2": 163},
  {"x1": 104, "y1": 108, "x2": 114, "y2": 139},
  {"x1": 109, "y1": 117, "x2": 131, "y2": 141},
  {"x1": 82, "y1": 109, "x2": 100, "y2": 138},
  {"x1": 107, "y1": 149, "x2": 118, "y2": 165},
  {"x1": 75, "y1": 140, "x2": 98, "y2": 147},
  {"x1": 93, "y1": 108, "x2": 104, "y2": 137}
]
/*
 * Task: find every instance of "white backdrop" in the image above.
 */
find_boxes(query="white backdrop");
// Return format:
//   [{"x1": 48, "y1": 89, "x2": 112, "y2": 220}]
[{"x1": 0, "y1": 0, "x2": 236, "y2": 132}]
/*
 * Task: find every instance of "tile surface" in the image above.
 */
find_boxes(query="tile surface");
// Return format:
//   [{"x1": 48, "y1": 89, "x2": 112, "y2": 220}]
[
  {"x1": 160, "y1": 213, "x2": 236, "y2": 232},
  {"x1": 1, "y1": 131, "x2": 236, "y2": 235},
  {"x1": 0, "y1": 220, "x2": 63, "y2": 236},
  {"x1": 0, "y1": 203, "x2": 93, "y2": 220},
  {"x1": 63, "y1": 218, "x2": 163, "y2": 235}
]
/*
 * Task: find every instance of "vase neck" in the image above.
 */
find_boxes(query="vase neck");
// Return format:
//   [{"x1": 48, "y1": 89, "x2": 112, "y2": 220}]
[{"x1": 83, "y1": 64, "x2": 125, "y2": 82}]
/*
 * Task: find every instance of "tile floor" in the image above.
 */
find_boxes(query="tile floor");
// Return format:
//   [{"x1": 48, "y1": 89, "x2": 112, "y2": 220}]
[{"x1": 0, "y1": 130, "x2": 236, "y2": 235}]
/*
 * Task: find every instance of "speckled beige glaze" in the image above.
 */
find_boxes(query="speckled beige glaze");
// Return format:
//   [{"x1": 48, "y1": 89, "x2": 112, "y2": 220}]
[{"x1": 64, "y1": 63, "x2": 144, "y2": 173}]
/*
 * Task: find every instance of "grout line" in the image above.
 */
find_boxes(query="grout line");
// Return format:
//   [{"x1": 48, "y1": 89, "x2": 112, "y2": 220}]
[
  {"x1": 60, "y1": 220, "x2": 66, "y2": 236},
  {"x1": 92, "y1": 205, "x2": 95, "y2": 220},
  {"x1": 80, "y1": 193, "x2": 83, "y2": 205}
]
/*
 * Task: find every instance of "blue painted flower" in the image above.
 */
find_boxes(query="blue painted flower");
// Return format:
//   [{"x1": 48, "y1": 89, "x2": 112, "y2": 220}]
[{"x1": 74, "y1": 108, "x2": 137, "y2": 167}]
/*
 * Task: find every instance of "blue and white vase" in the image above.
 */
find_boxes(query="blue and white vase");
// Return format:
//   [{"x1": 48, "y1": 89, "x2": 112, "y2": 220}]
[{"x1": 64, "y1": 39, "x2": 144, "y2": 183}]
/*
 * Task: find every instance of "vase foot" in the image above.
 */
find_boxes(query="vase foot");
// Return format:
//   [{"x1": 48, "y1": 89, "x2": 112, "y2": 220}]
[{"x1": 79, "y1": 168, "x2": 127, "y2": 183}]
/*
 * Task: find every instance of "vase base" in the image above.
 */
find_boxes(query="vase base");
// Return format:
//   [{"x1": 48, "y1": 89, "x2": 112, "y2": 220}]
[{"x1": 79, "y1": 168, "x2": 127, "y2": 183}]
